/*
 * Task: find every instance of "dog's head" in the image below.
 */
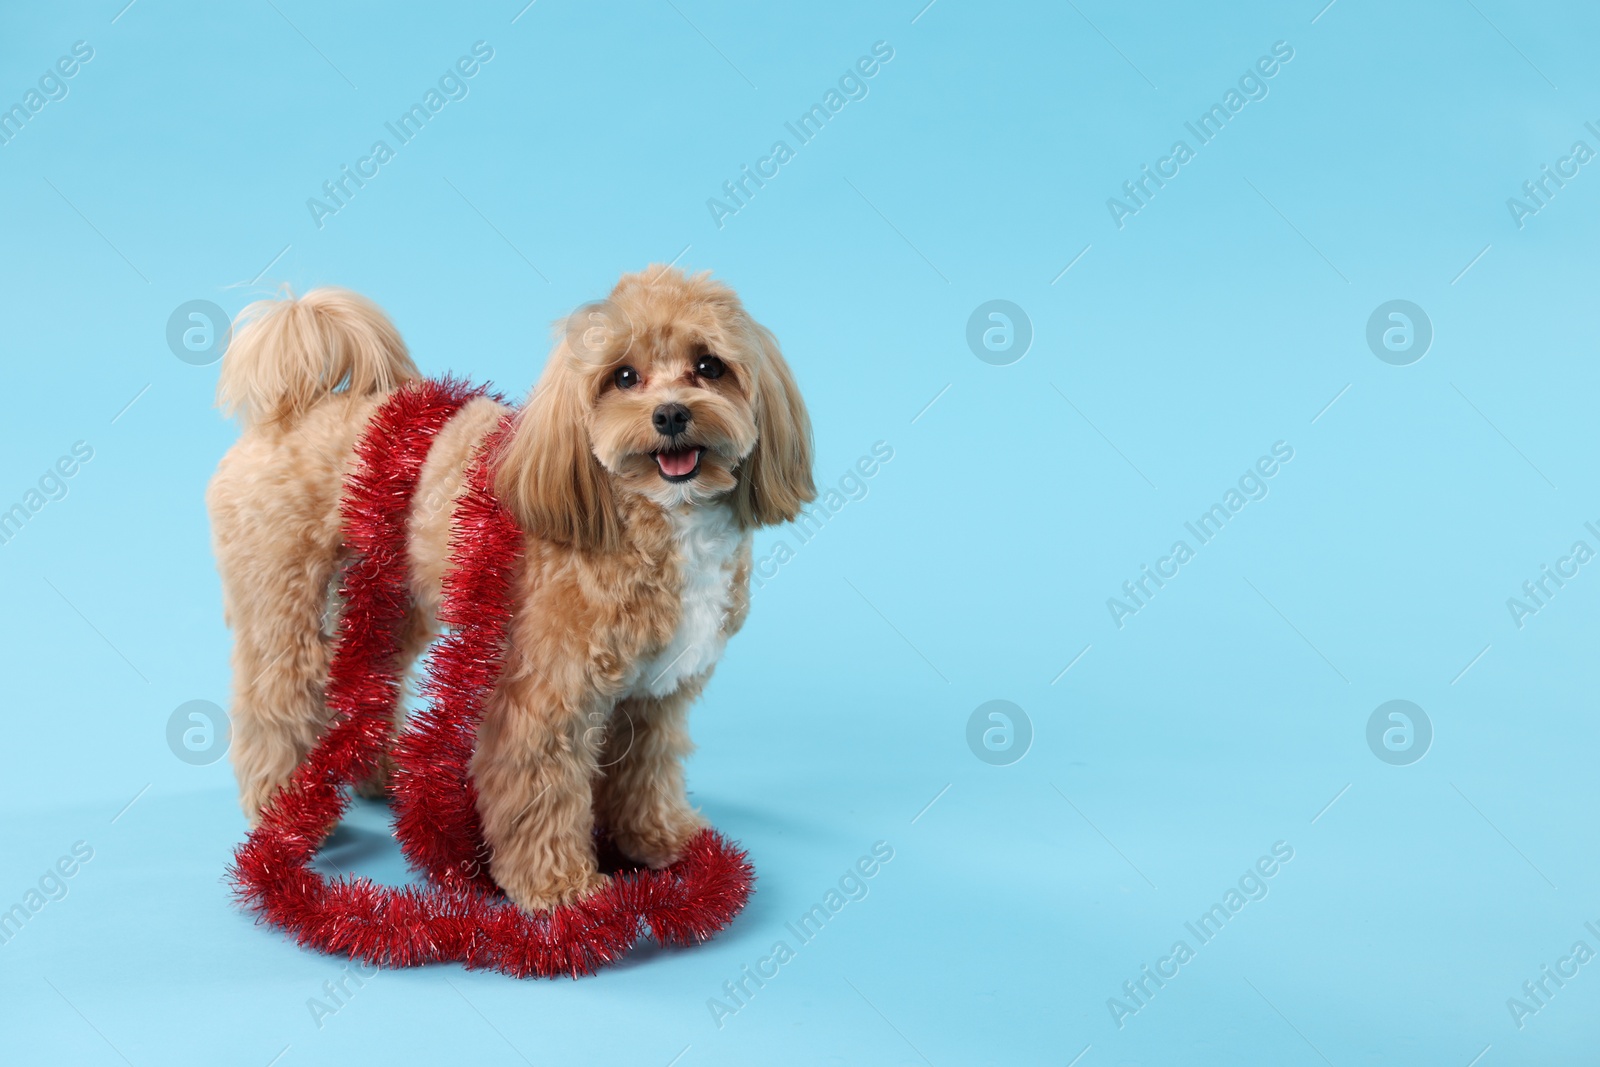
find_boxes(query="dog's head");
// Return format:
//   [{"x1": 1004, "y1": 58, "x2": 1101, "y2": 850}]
[{"x1": 496, "y1": 267, "x2": 814, "y2": 550}]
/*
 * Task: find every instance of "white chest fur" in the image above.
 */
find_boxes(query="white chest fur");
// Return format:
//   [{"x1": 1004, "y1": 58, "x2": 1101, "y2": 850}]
[{"x1": 628, "y1": 504, "x2": 744, "y2": 699}]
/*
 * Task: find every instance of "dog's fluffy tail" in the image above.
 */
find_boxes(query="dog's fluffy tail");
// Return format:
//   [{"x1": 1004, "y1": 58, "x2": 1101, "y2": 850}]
[{"x1": 217, "y1": 287, "x2": 419, "y2": 428}]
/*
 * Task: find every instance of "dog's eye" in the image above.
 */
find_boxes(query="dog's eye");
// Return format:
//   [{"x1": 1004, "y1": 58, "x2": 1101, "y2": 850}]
[
  {"x1": 695, "y1": 355, "x2": 726, "y2": 380},
  {"x1": 614, "y1": 366, "x2": 641, "y2": 389}
]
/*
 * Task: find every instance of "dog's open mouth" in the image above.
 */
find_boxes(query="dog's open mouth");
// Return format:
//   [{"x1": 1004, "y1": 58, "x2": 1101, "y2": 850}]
[{"x1": 654, "y1": 447, "x2": 702, "y2": 482}]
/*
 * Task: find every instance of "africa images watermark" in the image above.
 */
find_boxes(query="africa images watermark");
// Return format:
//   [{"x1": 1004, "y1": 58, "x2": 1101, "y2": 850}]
[
  {"x1": 306, "y1": 958, "x2": 380, "y2": 1029},
  {"x1": 967, "y1": 700, "x2": 1033, "y2": 767},
  {"x1": 1505, "y1": 521, "x2": 1600, "y2": 630},
  {"x1": 1106, "y1": 41, "x2": 1295, "y2": 229},
  {"x1": 1505, "y1": 920, "x2": 1600, "y2": 1031},
  {"x1": 1106, "y1": 441, "x2": 1295, "y2": 629},
  {"x1": 706, "y1": 41, "x2": 896, "y2": 229},
  {"x1": 306, "y1": 41, "x2": 495, "y2": 229},
  {"x1": 706, "y1": 840, "x2": 895, "y2": 1029},
  {"x1": 0, "y1": 841, "x2": 95, "y2": 947},
  {"x1": 0, "y1": 440, "x2": 95, "y2": 548},
  {"x1": 0, "y1": 40, "x2": 94, "y2": 148},
  {"x1": 752, "y1": 440, "x2": 894, "y2": 588},
  {"x1": 1107, "y1": 840, "x2": 1295, "y2": 1029},
  {"x1": 1506, "y1": 121, "x2": 1600, "y2": 230}
]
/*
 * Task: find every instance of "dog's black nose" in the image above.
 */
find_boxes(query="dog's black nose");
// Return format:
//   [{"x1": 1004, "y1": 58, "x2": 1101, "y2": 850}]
[{"x1": 652, "y1": 403, "x2": 691, "y2": 437}]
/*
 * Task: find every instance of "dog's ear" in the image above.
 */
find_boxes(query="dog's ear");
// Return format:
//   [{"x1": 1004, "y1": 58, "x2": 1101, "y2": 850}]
[
  {"x1": 495, "y1": 344, "x2": 623, "y2": 552},
  {"x1": 733, "y1": 323, "x2": 815, "y2": 528}
]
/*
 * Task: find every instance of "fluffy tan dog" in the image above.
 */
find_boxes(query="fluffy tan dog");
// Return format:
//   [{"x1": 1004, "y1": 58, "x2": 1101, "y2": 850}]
[{"x1": 207, "y1": 267, "x2": 813, "y2": 911}]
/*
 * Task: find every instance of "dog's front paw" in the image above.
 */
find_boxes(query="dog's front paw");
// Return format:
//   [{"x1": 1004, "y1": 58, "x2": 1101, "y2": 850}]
[
  {"x1": 503, "y1": 868, "x2": 613, "y2": 913},
  {"x1": 612, "y1": 810, "x2": 708, "y2": 870}
]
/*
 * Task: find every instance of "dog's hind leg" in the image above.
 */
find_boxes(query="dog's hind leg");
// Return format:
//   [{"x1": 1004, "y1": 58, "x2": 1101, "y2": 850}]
[
  {"x1": 210, "y1": 285, "x2": 419, "y2": 824},
  {"x1": 223, "y1": 553, "x2": 340, "y2": 826}
]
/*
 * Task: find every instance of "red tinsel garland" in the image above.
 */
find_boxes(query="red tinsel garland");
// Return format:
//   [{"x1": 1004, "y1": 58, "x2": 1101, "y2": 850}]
[{"x1": 228, "y1": 378, "x2": 753, "y2": 978}]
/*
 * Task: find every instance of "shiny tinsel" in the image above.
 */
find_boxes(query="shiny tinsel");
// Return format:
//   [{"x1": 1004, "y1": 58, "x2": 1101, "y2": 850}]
[{"x1": 228, "y1": 379, "x2": 754, "y2": 978}]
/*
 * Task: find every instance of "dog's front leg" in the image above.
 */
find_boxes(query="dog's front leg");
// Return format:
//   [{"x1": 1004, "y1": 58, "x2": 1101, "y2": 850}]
[
  {"x1": 595, "y1": 678, "x2": 710, "y2": 870},
  {"x1": 472, "y1": 675, "x2": 610, "y2": 912}
]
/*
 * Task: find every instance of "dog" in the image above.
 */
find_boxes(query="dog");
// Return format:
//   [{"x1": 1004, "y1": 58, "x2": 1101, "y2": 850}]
[{"x1": 207, "y1": 266, "x2": 814, "y2": 911}]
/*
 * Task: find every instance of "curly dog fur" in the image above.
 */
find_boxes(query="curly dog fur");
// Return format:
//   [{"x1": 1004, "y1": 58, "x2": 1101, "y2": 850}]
[{"x1": 206, "y1": 267, "x2": 813, "y2": 911}]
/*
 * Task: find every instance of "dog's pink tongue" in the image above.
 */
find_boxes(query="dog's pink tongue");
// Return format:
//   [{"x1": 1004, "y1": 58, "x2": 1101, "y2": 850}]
[{"x1": 656, "y1": 449, "x2": 699, "y2": 477}]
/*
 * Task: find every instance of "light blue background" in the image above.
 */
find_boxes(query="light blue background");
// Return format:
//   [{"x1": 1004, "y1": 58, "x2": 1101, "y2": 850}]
[{"x1": 2, "y1": 1, "x2": 1598, "y2": 1064}]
